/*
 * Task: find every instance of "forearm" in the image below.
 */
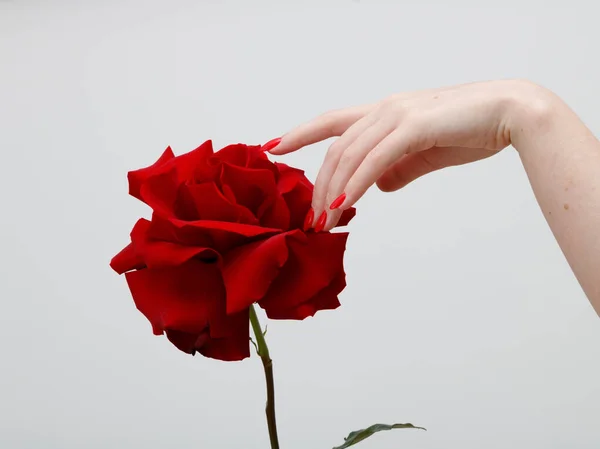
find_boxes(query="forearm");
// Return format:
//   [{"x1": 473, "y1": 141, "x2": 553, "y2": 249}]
[{"x1": 510, "y1": 83, "x2": 600, "y2": 315}]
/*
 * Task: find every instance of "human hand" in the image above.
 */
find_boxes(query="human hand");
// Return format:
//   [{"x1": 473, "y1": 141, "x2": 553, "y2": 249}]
[{"x1": 264, "y1": 80, "x2": 535, "y2": 230}]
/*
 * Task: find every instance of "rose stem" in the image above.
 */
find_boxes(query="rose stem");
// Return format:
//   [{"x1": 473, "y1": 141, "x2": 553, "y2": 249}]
[{"x1": 249, "y1": 304, "x2": 280, "y2": 449}]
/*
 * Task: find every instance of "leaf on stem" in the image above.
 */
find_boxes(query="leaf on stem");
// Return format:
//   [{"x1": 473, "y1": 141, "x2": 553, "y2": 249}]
[{"x1": 332, "y1": 422, "x2": 425, "y2": 449}]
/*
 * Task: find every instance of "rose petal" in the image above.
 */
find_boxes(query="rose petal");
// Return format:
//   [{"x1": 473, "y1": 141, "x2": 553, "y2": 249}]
[
  {"x1": 179, "y1": 182, "x2": 257, "y2": 225},
  {"x1": 128, "y1": 146, "x2": 175, "y2": 201},
  {"x1": 129, "y1": 218, "x2": 219, "y2": 268},
  {"x1": 265, "y1": 272, "x2": 344, "y2": 320},
  {"x1": 221, "y1": 184, "x2": 237, "y2": 203},
  {"x1": 171, "y1": 140, "x2": 215, "y2": 182},
  {"x1": 337, "y1": 207, "x2": 357, "y2": 227},
  {"x1": 148, "y1": 213, "x2": 280, "y2": 253},
  {"x1": 257, "y1": 195, "x2": 290, "y2": 230},
  {"x1": 215, "y1": 143, "x2": 276, "y2": 174},
  {"x1": 198, "y1": 333, "x2": 250, "y2": 361},
  {"x1": 276, "y1": 164, "x2": 313, "y2": 229},
  {"x1": 110, "y1": 242, "x2": 145, "y2": 274},
  {"x1": 165, "y1": 308, "x2": 249, "y2": 361},
  {"x1": 219, "y1": 163, "x2": 278, "y2": 214},
  {"x1": 275, "y1": 163, "x2": 310, "y2": 194},
  {"x1": 199, "y1": 308, "x2": 250, "y2": 360},
  {"x1": 141, "y1": 169, "x2": 183, "y2": 218},
  {"x1": 125, "y1": 260, "x2": 217, "y2": 334},
  {"x1": 221, "y1": 231, "x2": 303, "y2": 314},
  {"x1": 128, "y1": 141, "x2": 215, "y2": 216},
  {"x1": 147, "y1": 214, "x2": 214, "y2": 248},
  {"x1": 212, "y1": 144, "x2": 254, "y2": 167},
  {"x1": 163, "y1": 329, "x2": 202, "y2": 353},
  {"x1": 259, "y1": 232, "x2": 349, "y2": 320},
  {"x1": 124, "y1": 259, "x2": 250, "y2": 361}
]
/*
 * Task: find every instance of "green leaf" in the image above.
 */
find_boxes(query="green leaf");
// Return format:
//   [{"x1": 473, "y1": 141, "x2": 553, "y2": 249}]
[{"x1": 332, "y1": 422, "x2": 426, "y2": 449}]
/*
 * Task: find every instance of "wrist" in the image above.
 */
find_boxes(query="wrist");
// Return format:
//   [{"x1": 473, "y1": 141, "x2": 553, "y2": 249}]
[{"x1": 503, "y1": 80, "x2": 565, "y2": 151}]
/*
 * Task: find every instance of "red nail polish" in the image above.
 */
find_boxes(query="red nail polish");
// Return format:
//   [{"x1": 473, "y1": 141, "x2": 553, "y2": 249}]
[
  {"x1": 314, "y1": 211, "x2": 327, "y2": 233},
  {"x1": 329, "y1": 193, "x2": 346, "y2": 210},
  {"x1": 261, "y1": 137, "x2": 281, "y2": 152},
  {"x1": 303, "y1": 208, "x2": 314, "y2": 231}
]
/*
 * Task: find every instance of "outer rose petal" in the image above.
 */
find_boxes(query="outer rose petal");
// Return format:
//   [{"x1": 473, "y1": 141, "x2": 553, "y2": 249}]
[
  {"x1": 109, "y1": 219, "x2": 219, "y2": 274},
  {"x1": 128, "y1": 146, "x2": 175, "y2": 201},
  {"x1": 259, "y1": 232, "x2": 349, "y2": 320},
  {"x1": 221, "y1": 231, "x2": 303, "y2": 314},
  {"x1": 130, "y1": 218, "x2": 219, "y2": 268},
  {"x1": 140, "y1": 169, "x2": 182, "y2": 218},
  {"x1": 148, "y1": 213, "x2": 280, "y2": 253},
  {"x1": 165, "y1": 308, "x2": 249, "y2": 361},
  {"x1": 337, "y1": 207, "x2": 357, "y2": 227},
  {"x1": 169, "y1": 140, "x2": 216, "y2": 182},
  {"x1": 124, "y1": 259, "x2": 249, "y2": 361},
  {"x1": 265, "y1": 270, "x2": 345, "y2": 319},
  {"x1": 267, "y1": 273, "x2": 345, "y2": 320},
  {"x1": 128, "y1": 141, "x2": 215, "y2": 215},
  {"x1": 110, "y1": 243, "x2": 145, "y2": 274}
]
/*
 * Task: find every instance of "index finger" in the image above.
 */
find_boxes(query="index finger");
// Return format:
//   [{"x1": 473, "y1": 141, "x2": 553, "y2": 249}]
[{"x1": 268, "y1": 103, "x2": 375, "y2": 155}]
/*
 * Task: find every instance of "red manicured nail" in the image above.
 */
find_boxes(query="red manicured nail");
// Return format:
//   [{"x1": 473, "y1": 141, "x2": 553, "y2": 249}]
[
  {"x1": 314, "y1": 211, "x2": 327, "y2": 233},
  {"x1": 329, "y1": 193, "x2": 346, "y2": 210},
  {"x1": 303, "y1": 208, "x2": 314, "y2": 231},
  {"x1": 261, "y1": 137, "x2": 281, "y2": 152}
]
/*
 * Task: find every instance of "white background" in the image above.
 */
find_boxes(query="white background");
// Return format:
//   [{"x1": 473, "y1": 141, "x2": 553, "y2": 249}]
[{"x1": 1, "y1": 1, "x2": 599, "y2": 448}]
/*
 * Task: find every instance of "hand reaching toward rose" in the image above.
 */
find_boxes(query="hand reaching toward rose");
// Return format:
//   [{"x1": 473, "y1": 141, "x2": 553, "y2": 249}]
[{"x1": 263, "y1": 80, "x2": 600, "y2": 316}]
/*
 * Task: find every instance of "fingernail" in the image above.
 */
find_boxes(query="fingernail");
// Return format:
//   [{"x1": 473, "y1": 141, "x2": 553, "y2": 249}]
[
  {"x1": 314, "y1": 211, "x2": 327, "y2": 233},
  {"x1": 329, "y1": 193, "x2": 346, "y2": 210},
  {"x1": 261, "y1": 137, "x2": 281, "y2": 152},
  {"x1": 303, "y1": 208, "x2": 314, "y2": 231}
]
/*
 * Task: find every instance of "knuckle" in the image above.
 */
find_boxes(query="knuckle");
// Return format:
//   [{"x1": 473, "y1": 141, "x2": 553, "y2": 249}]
[
  {"x1": 403, "y1": 112, "x2": 423, "y2": 133},
  {"x1": 367, "y1": 147, "x2": 387, "y2": 165},
  {"x1": 378, "y1": 96, "x2": 408, "y2": 122},
  {"x1": 337, "y1": 151, "x2": 354, "y2": 169},
  {"x1": 377, "y1": 96, "x2": 396, "y2": 113},
  {"x1": 326, "y1": 138, "x2": 344, "y2": 158},
  {"x1": 319, "y1": 109, "x2": 344, "y2": 133}
]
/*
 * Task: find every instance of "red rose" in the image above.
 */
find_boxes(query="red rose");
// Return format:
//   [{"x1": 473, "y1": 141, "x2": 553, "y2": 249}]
[{"x1": 111, "y1": 141, "x2": 355, "y2": 361}]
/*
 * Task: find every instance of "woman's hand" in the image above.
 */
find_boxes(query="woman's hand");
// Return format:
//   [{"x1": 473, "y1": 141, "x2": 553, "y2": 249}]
[
  {"x1": 263, "y1": 79, "x2": 600, "y2": 316},
  {"x1": 266, "y1": 80, "x2": 535, "y2": 231}
]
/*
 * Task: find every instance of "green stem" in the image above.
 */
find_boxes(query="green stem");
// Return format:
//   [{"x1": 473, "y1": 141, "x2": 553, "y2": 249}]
[{"x1": 249, "y1": 305, "x2": 280, "y2": 449}]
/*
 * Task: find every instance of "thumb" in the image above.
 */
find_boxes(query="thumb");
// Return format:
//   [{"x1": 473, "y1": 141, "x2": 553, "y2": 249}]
[{"x1": 376, "y1": 146, "x2": 495, "y2": 192}]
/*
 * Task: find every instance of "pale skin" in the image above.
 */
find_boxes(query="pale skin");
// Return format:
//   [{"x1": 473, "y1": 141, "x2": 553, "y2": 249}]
[{"x1": 263, "y1": 80, "x2": 600, "y2": 317}]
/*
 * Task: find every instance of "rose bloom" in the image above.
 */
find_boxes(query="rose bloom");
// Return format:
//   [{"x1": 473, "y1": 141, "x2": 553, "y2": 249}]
[{"x1": 111, "y1": 141, "x2": 355, "y2": 361}]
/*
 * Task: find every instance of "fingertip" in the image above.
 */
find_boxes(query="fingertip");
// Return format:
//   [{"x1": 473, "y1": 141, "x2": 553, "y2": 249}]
[
  {"x1": 376, "y1": 174, "x2": 406, "y2": 192},
  {"x1": 266, "y1": 136, "x2": 298, "y2": 155},
  {"x1": 267, "y1": 145, "x2": 291, "y2": 155},
  {"x1": 329, "y1": 193, "x2": 347, "y2": 210},
  {"x1": 260, "y1": 137, "x2": 282, "y2": 153},
  {"x1": 303, "y1": 208, "x2": 315, "y2": 231},
  {"x1": 314, "y1": 210, "x2": 328, "y2": 233},
  {"x1": 323, "y1": 209, "x2": 344, "y2": 232}
]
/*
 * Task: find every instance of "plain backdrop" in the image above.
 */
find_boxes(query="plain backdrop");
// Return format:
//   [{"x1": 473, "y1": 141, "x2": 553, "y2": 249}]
[{"x1": 1, "y1": 1, "x2": 599, "y2": 448}]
